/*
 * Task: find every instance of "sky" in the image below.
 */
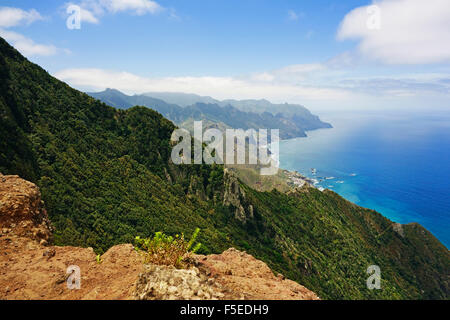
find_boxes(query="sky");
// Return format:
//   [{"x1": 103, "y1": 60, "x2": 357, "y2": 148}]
[{"x1": 0, "y1": 0, "x2": 449, "y2": 112}]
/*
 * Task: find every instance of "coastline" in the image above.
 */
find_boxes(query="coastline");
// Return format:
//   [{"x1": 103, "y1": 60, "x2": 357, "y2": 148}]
[{"x1": 279, "y1": 115, "x2": 450, "y2": 249}]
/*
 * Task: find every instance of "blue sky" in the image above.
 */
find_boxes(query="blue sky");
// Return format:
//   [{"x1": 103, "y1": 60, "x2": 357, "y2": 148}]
[{"x1": 0, "y1": 0, "x2": 449, "y2": 112}]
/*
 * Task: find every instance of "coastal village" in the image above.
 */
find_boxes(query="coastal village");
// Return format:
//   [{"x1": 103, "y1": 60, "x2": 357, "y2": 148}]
[
  {"x1": 283, "y1": 169, "x2": 315, "y2": 189},
  {"x1": 282, "y1": 169, "x2": 344, "y2": 192}
]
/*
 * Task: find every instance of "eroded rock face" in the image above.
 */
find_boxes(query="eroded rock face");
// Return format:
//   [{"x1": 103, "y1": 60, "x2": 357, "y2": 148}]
[
  {"x1": 0, "y1": 173, "x2": 52, "y2": 244},
  {"x1": 188, "y1": 175, "x2": 208, "y2": 201},
  {"x1": 223, "y1": 169, "x2": 254, "y2": 223},
  {"x1": 135, "y1": 264, "x2": 224, "y2": 300},
  {"x1": 192, "y1": 248, "x2": 320, "y2": 300},
  {"x1": 392, "y1": 223, "x2": 405, "y2": 237},
  {"x1": 135, "y1": 248, "x2": 319, "y2": 301}
]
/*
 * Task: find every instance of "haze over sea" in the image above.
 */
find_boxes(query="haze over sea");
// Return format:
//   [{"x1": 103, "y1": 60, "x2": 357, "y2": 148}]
[{"x1": 280, "y1": 110, "x2": 450, "y2": 248}]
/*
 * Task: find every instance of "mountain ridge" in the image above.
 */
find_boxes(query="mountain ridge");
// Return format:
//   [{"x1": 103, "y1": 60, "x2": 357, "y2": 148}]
[{"x1": 88, "y1": 89, "x2": 332, "y2": 139}]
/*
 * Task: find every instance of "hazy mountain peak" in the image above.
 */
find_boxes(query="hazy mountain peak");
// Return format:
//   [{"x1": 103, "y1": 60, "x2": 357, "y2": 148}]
[{"x1": 87, "y1": 88, "x2": 332, "y2": 139}]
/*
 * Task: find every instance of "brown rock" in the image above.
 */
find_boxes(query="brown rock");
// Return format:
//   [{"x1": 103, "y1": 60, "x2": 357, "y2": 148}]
[
  {"x1": 134, "y1": 264, "x2": 224, "y2": 300},
  {"x1": 192, "y1": 248, "x2": 319, "y2": 300},
  {"x1": 0, "y1": 174, "x2": 318, "y2": 300},
  {"x1": 0, "y1": 173, "x2": 53, "y2": 243}
]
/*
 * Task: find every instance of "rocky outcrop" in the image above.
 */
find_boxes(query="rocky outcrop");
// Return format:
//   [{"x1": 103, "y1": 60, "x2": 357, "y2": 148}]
[
  {"x1": 0, "y1": 173, "x2": 52, "y2": 244},
  {"x1": 192, "y1": 248, "x2": 319, "y2": 300},
  {"x1": 188, "y1": 175, "x2": 208, "y2": 201},
  {"x1": 135, "y1": 264, "x2": 224, "y2": 300},
  {"x1": 392, "y1": 222, "x2": 405, "y2": 237},
  {"x1": 0, "y1": 239, "x2": 144, "y2": 299},
  {"x1": 0, "y1": 173, "x2": 318, "y2": 300},
  {"x1": 134, "y1": 248, "x2": 319, "y2": 300},
  {"x1": 223, "y1": 169, "x2": 254, "y2": 223}
]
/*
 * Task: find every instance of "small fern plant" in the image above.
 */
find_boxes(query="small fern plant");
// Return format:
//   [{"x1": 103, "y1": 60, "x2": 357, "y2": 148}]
[{"x1": 134, "y1": 228, "x2": 202, "y2": 268}]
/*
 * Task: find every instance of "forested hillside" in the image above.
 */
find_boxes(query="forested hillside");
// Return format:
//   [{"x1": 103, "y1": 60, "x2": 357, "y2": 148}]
[{"x1": 0, "y1": 37, "x2": 448, "y2": 300}]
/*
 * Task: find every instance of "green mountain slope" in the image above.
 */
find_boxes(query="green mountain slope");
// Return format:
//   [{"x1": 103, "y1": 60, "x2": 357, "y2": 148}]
[
  {"x1": 88, "y1": 89, "x2": 331, "y2": 139},
  {"x1": 0, "y1": 37, "x2": 448, "y2": 299}
]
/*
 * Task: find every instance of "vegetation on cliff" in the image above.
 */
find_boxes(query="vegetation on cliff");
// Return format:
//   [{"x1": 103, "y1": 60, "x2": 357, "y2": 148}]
[{"x1": 0, "y1": 37, "x2": 448, "y2": 299}]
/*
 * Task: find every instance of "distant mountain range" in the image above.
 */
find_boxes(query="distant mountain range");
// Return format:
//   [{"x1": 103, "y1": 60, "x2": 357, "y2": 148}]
[
  {"x1": 88, "y1": 89, "x2": 332, "y2": 139},
  {"x1": 143, "y1": 91, "x2": 324, "y2": 118}
]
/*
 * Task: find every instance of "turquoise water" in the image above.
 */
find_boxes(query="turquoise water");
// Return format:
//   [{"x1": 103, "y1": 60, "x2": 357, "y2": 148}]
[{"x1": 279, "y1": 111, "x2": 450, "y2": 248}]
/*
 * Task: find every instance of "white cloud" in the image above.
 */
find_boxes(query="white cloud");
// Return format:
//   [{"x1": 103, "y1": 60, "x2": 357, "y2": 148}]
[
  {"x1": 53, "y1": 68, "x2": 352, "y2": 103},
  {"x1": 338, "y1": 74, "x2": 450, "y2": 98},
  {"x1": 80, "y1": 6, "x2": 100, "y2": 24},
  {"x1": 337, "y1": 0, "x2": 450, "y2": 64},
  {"x1": 0, "y1": 7, "x2": 43, "y2": 28},
  {"x1": 273, "y1": 63, "x2": 326, "y2": 78},
  {"x1": 325, "y1": 51, "x2": 358, "y2": 69},
  {"x1": 250, "y1": 62, "x2": 341, "y2": 85},
  {"x1": 68, "y1": 0, "x2": 163, "y2": 24},
  {"x1": 64, "y1": 3, "x2": 102, "y2": 23},
  {"x1": 0, "y1": 29, "x2": 59, "y2": 56},
  {"x1": 100, "y1": 0, "x2": 161, "y2": 15},
  {"x1": 53, "y1": 63, "x2": 450, "y2": 112},
  {"x1": 0, "y1": 7, "x2": 67, "y2": 57}
]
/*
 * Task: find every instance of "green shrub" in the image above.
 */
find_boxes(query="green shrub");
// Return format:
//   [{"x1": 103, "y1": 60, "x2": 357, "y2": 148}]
[
  {"x1": 134, "y1": 228, "x2": 202, "y2": 268},
  {"x1": 96, "y1": 254, "x2": 103, "y2": 264}
]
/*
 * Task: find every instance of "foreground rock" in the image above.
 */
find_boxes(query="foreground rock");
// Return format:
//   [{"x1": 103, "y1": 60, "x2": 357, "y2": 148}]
[
  {"x1": 192, "y1": 248, "x2": 319, "y2": 300},
  {"x1": 135, "y1": 264, "x2": 225, "y2": 300},
  {"x1": 0, "y1": 173, "x2": 52, "y2": 244},
  {"x1": 134, "y1": 248, "x2": 319, "y2": 300},
  {"x1": 0, "y1": 173, "x2": 318, "y2": 300},
  {"x1": 0, "y1": 239, "x2": 143, "y2": 299}
]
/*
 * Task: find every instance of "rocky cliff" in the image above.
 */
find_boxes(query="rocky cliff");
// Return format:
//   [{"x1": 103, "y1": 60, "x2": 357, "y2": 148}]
[
  {"x1": 0, "y1": 173, "x2": 318, "y2": 300},
  {"x1": 223, "y1": 169, "x2": 254, "y2": 223},
  {"x1": 0, "y1": 173, "x2": 52, "y2": 244}
]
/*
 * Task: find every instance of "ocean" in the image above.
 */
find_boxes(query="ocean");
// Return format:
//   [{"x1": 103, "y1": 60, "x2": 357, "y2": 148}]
[{"x1": 279, "y1": 110, "x2": 450, "y2": 248}]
